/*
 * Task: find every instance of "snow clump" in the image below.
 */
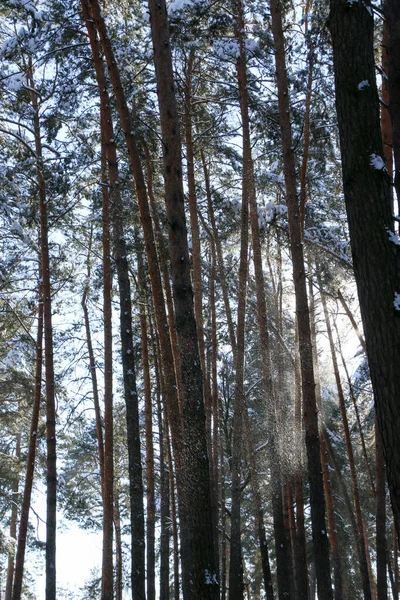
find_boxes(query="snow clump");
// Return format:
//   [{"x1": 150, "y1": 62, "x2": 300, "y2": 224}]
[
  {"x1": 394, "y1": 293, "x2": 400, "y2": 311},
  {"x1": 369, "y1": 154, "x2": 386, "y2": 171}
]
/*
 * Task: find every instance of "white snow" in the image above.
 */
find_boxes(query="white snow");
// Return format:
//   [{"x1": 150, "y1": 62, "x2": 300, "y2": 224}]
[
  {"x1": 394, "y1": 293, "x2": 400, "y2": 311},
  {"x1": 369, "y1": 153, "x2": 386, "y2": 171},
  {"x1": 386, "y1": 227, "x2": 400, "y2": 246},
  {"x1": 213, "y1": 38, "x2": 240, "y2": 60},
  {"x1": 357, "y1": 80, "x2": 369, "y2": 91}
]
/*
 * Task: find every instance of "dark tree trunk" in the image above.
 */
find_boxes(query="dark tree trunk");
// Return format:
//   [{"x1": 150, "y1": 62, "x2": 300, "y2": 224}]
[
  {"x1": 268, "y1": 2, "x2": 333, "y2": 597},
  {"x1": 386, "y1": 0, "x2": 400, "y2": 205},
  {"x1": 328, "y1": 0, "x2": 400, "y2": 543},
  {"x1": 100, "y1": 131, "x2": 114, "y2": 600}
]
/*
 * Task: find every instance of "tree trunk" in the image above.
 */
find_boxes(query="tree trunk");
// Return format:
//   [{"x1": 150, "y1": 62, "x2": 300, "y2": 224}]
[
  {"x1": 376, "y1": 419, "x2": 388, "y2": 600},
  {"x1": 147, "y1": 1, "x2": 218, "y2": 597},
  {"x1": 114, "y1": 492, "x2": 123, "y2": 600},
  {"x1": 328, "y1": 0, "x2": 400, "y2": 543},
  {"x1": 100, "y1": 127, "x2": 114, "y2": 600},
  {"x1": 320, "y1": 287, "x2": 372, "y2": 600},
  {"x1": 28, "y1": 68, "x2": 57, "y2": 600},
  {"x1": 5, "y1": 434, "x2": 20, "y2": 600},
  {"x1": 138, "y1": 253, "x2": 156, "y2": 600},
  {"x1": 308, "y1": 280, "x2": 343, "y2": 600},
  {"x1": 81, "y1": 236, "x2": 105, "y2": 487},
  {"x1": 12, "y1": 298, "x2": 43, "y2": 600},
  {"x1": 269, "y1": 2, "x2": 333, "y2": 596}
]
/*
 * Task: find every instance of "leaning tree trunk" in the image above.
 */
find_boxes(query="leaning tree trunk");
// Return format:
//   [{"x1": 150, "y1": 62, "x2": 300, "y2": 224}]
[
  {"x1": 147, "y1": 1, "x2": 218, "y2": 597},
  {"x1": 268, "y1": 1, "x2": 333, "y2": 597},
  {"x1": 328, "y1": 0, "x2": 400, "y2": 543},
  {"x1": 12, "y1": 294, "x2": 43, "y2": 600}
]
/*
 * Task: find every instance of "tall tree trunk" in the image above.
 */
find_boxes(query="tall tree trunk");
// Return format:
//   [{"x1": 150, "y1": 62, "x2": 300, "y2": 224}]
[
  {"x1": 157, "y1": 374, "x2": 170, "y2": 600},
  {"x1": 328, "y1": 0, "x2": 400, "y2": 543},
  {"x1": 184, "y1": 59, "x2": 220, "y2": 574},
  {"x1": 228, "y1": 6, "x2": 252, "y2": 598},
  {"x1": 12, "y1": 298, "x2": 43, "y2": 600},
  {"x1": 5, "y1": 434, "x2": 20, "y2": 600},
  {"x1": 147, "y1": 1, "x2": 218, "y2": 597},
  {"x1": 100, "y1": 129, "x2": 114, "y2": 600},
  {"x1": 308, "y1": 279, "x2": 343, "y2": 600},
  {"x1": 114, "y1": 491, "x2": 123, "y2": 600},
  {"x1": 138, "y1": 253, "x2": 156, "y2": 600},
  {"x1": 293, "y1": 327, "x2": 310, "y2": 600},
  {"x1": 28, "y1": 68, "x2": 57, "y2": 600},
  {"x1": 268, "y1": 2, "x2": 333, "y2": 596},
  {"x1": 81, "y1": 227, "x2": 105, "y2": 487},
  {"x1": 320, "y1": 288, "x2": 372, "y2": 600}
]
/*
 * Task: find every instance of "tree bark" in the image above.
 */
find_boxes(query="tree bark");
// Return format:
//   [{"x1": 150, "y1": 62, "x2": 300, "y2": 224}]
[{"x1": 328, "y1": 0, "x2": 400, "y2": 544}]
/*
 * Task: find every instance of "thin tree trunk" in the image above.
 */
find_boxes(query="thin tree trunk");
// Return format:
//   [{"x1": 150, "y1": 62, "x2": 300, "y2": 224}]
[
  {"x1": 81, "y1": 227, "x2": 105, "y2": 487},
  {"x1": 308, "y1": 277, "x2": 343, "y2": 600},
  {"x1": 138, "y1": 253, "x2": 156, "y2": 600},
  {"x1": 100, "y1": 128, "x2": 114, "y2": 600},
  {"x1": 268, "y1": 2, "x2": 332, "y2": 596},
  {"x1": 12, "y1": 299, "x2": 43, "y2": 600},
  {"x1": 228, "y1": 10, "x2": 260, "y2": 599},
  {"x1": 320, "y1": 288, "x2": 372, "y2": 600},
  {"x1": 5, "y1": 434, "x2": 20, "y2": 600},
  {"x1": 376, "y1": 418, "x2": 388, "y2": 600},
  {"x1": 293, "y1": 326, "x2": 310, "y2": 600},
  {"x1": 157, "y1": 373, "x2": 170, "y2": 600},
  {"x1": 82, "y1": 10, "x2": 146, "y2": 594},
  {"x1": 28, "y1": 68, "x2": 57, "y2": 600},
  {"x1": 114, "y1": 492, "x2": 123, "y2": 600},
  {"x1": 201, "y1": 149, "x2": 237, "y2": 354}
]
